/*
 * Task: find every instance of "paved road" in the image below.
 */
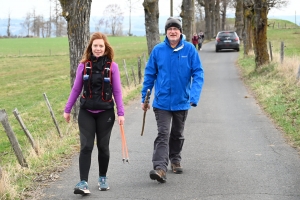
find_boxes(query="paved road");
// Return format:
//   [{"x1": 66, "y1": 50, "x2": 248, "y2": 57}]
[{"x1": 40, "y1": 41, "x2": 300, "y2": 200}]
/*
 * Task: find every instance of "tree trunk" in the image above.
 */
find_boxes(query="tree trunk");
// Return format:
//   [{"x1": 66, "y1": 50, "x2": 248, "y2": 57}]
[
  {"x1": 221, "y1": 0, "x2": 227, "y2": 31},
  {"x1": 143, "y1": 0, "x2": 160, "y2": 55},
  {"x1": 214, "y1": 0, "x2": 220, "y2": 34},
  {"x1": 180, "y1": 0, "x2": 194, "y2": 42},
  {"x1": 48, "y1": 0, "x2": 52, "y2": 37},
  {"x1": 235, "y1": 0, "x2": 244, "y2": 38},
  {"x1": 7, "y1": 14, "x2": 11, "y2": 37},
  {"x1": 59, "y1": 0, "x2": 92, "y2": 120},
  {"x1": 204, "y1": 0, "x2": 211, "y2": 39},
  {"x1": 243, "y1": 0, "x2": 254, "y2": 55},
  {"x1": 253, "y1": 0, "x2": 269, "y2": 68},
  {"x1": 209, "y1": 0, "x2": 215, "y2": 39}
]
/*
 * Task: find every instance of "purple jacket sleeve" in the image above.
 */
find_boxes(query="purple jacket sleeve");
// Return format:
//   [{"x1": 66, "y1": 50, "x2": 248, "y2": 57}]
[
  {"x1": 64, "y1": 63, "x2": 84, "y2": 113},
  {"x1": 111, "y1": 62, "x2": 125, "y2": 116}
]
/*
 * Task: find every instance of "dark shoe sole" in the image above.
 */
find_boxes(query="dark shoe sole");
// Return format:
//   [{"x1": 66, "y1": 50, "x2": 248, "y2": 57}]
[
  {"x1": 74, "y1": 188, "x2": 90, "y2": 195},
  {"x1": 149, "y1": 170, "x2": 166, "y2": 183},
  {"x1": 99, "y1": 187, "x2": 110, "y2": 191}
]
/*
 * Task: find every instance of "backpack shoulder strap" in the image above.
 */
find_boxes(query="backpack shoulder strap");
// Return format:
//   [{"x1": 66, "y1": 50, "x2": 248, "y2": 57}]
[
  {"x1": 83, "y1": 61, "x2": 92, "y2": 75},
  {"x1": 102, "y1": 60, "x2": 113, "y2": 102},
  {"x1": 103, "y1": 60, "x2": 112, "y2": 82},
  {"x1": 82, "y1": 60, "x2": 92, "y2": 98}
]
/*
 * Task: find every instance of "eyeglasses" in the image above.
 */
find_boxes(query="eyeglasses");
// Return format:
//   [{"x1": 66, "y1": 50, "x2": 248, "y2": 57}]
[{"x1": 167, "y1": 27, "x2": 180, "y2": 31}]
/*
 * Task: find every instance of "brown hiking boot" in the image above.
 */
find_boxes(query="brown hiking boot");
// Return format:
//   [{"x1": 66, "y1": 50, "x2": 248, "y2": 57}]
[
  {"x1": 149, "y1": 169, "x2": 167, "y2": 183},
  {"x1": 171, "y1": 163, "x2": 183, "y2": 174}
]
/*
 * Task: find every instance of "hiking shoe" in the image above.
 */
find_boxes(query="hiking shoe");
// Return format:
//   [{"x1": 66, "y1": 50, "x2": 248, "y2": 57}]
[
  {"x1": 74, "y1": 180, "x2": 90, "y2": 195},
  {"x1": 149, "y1": 169, "x2": 167, "y2": 183},
  {"x1": 98, "y1": 176, "x2": 110, "y2": 191},
  {"x1": 171, "y1": 163, "x2": 183, "y2": 174}
]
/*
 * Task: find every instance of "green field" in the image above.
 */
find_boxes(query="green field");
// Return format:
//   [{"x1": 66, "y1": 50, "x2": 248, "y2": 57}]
[
  {"x1": 0, "y1": 36, "x2": 150, "y2": 155},
  {"x1": 0, "y1": 36, "x2": 151, "y2": 199}
]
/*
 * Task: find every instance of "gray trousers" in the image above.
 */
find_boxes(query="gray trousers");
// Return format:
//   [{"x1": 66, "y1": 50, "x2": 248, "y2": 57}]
[{"x1": 152, "y1": 108, "x2": 188, "y2": 172}]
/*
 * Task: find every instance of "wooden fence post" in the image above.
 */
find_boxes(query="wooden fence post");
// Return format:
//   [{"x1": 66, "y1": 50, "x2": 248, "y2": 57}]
[
  {"x1": 131, "y1": 65, "x2": 137, "y2": 87},
  {"x1": 13, "y1": 108, "x2": 39, "y2": 155},
  {"x1": 297, "y1": 65, "x2": 300, "y2": 80},
  {"x1": 268, "y1": 41, "x2": 273, "y2": 61},
  {"x1": 280, "y1": 41, "x2": 284, "y2": 64},
  {"x1": 43, "y1": 93, "x2": 62, "y2": 138},
  {"x1": 0, "y1": 109, "x2": 28, "y2": 167},
  {"x1": 123, "y1": 59, "x2": 130, "y2": 88},
  {"x1": 143, "y1": 53, "x2": 147, "y2": 68},
  {"x1": 138, "y1": 57, "x2": 142, "y2": 84}
]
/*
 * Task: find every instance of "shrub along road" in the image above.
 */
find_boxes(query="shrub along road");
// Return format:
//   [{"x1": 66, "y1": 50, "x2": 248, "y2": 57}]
[{"x1": 40, "y1": 42, "x2": 300, "y2": 200}]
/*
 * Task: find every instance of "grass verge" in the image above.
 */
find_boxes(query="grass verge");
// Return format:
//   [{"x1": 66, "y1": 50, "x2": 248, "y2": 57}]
[{"x1": 237, "y1": 50, "x2": 300, "y2": 148}]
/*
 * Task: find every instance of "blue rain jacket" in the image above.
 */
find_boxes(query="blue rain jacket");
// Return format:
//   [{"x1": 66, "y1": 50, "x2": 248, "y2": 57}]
[{"x1": 141, "y1": 35, "x2": 204, "y2": 111}]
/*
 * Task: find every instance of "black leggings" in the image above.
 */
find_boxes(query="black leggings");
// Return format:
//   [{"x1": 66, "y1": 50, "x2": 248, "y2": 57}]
[{"x1": 78, "y1": 108, "x2": 115, "y2": 182}]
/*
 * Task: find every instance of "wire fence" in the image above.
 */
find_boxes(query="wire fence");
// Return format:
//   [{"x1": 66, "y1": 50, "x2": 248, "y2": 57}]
[
  {"x1": 268, "y1": 22, "x2": 300, "y2": 29},
  {"x1": 0, "y1": 53, "x2": 147, "y2": 174}
]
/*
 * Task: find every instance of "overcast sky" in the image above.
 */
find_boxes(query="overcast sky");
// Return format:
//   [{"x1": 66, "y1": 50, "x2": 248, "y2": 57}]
[
  {"x1": 0, "y1": 0, "x2": 299, "y2": 20},
  {"x1": 0, "y1": 0, "x2": 183, "y2": 19},
  {"x1": 0, "y1": 0, "x2": 299, "y2": 36}
]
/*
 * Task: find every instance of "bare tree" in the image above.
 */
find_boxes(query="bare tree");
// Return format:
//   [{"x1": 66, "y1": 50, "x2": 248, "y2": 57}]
[
  {"x1": 214, "y1": 0, "x2": 220, "y2": 35},
  {"x1": 242, "y1": 0, "x2": 288, "y2": 56},
  {"x1": 194, "y1": 1, "x2": 205, "y2": 33},
  {"x1": 220, "y1": 0, "x2": 228, "y2": 31},
  {"x1": 103, "y1": 4, "x2": 124, "y2": 36},
  {"x1": 47, "y1": 0, "x2": 53, "y2": 37},
  {"x1": 243, "y1": 0, "x2": 254, "y2": 56},
  {"x1": 32, "y1": 14, "x2": 45, "y2": 37},
  {"x1": 126, "y1": 0, "x2": 142, "y2": 36},
  {"x1": 21, "y1": 12, "x2": 32, "y2": 37},
  {"x1": 56, "y1": 16, "x2": 67, "y2": 37},
  {"x1": 36, "y1": 15, "x2": 46, "y2": 38},
  {"x1": 241, "y1": 0, "x2": 287, "y2": 67},
  {"x1": 7, "y1": 13, "x2": 11, "y2": 37},
  {"x1": 143, "y1": 0, "x2": 160, "y2": 55},
  {"x1": 267, "y1": 0, "x2": 288, "y2": 9},
  {"x1": 31, "y1": 9, "x2": 37, "y2": 37},
  {"x1": 128, "y1": 0, "x2": 132, "y2": 36},
  {"x1": 203, "y1": 0, "x2": 212, "y2": 39},
  {"x1": 54, "y1": 0, "x2": 62, "y2": 37},
  {"x1": 180, "y1": 0, "x2": 194, "y2": 42},
  {"x1": 208, "y1": 0, "x2": 216, "y2": 38},
  {"x1": 95, "y1": 17, "x2": 105, "y2": 33},
  {"x1": 60, "y1": 0, "x2": 92, "y2": 120},
  {"x1": 235, "y1": 0, "x2": 243, "y2": 37}
]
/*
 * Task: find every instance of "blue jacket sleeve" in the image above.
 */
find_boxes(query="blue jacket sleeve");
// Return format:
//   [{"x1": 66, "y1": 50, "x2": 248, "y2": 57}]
[
  {"x1": 141, "y1": 50, "x2": 157, "y2": 103},
  {"x1": 190, "y1": 48, "x2": 204, "y2": 106}
]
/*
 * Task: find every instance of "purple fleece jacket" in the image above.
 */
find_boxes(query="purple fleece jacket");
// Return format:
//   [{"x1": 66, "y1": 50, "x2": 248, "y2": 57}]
[{"x1": 64, "y1": 62, "x2": 124, "y2": 116}]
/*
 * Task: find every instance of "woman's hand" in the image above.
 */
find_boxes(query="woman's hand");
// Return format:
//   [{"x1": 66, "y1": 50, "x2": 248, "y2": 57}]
[
  {"x1": 63, "y1": 112, "x2": 70, "y2": 123},
  {"x1": 118, "y1": 115, "x2": 125, "y2": 125}
]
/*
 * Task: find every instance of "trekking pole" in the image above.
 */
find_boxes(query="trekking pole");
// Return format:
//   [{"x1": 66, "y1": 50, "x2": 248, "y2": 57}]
[
  {"x1": 141, "y1": 89, "x2": 150, "y2": 136},
  {"x1": 119, "y1": 124, "x2": 129, "y2": 163}
]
